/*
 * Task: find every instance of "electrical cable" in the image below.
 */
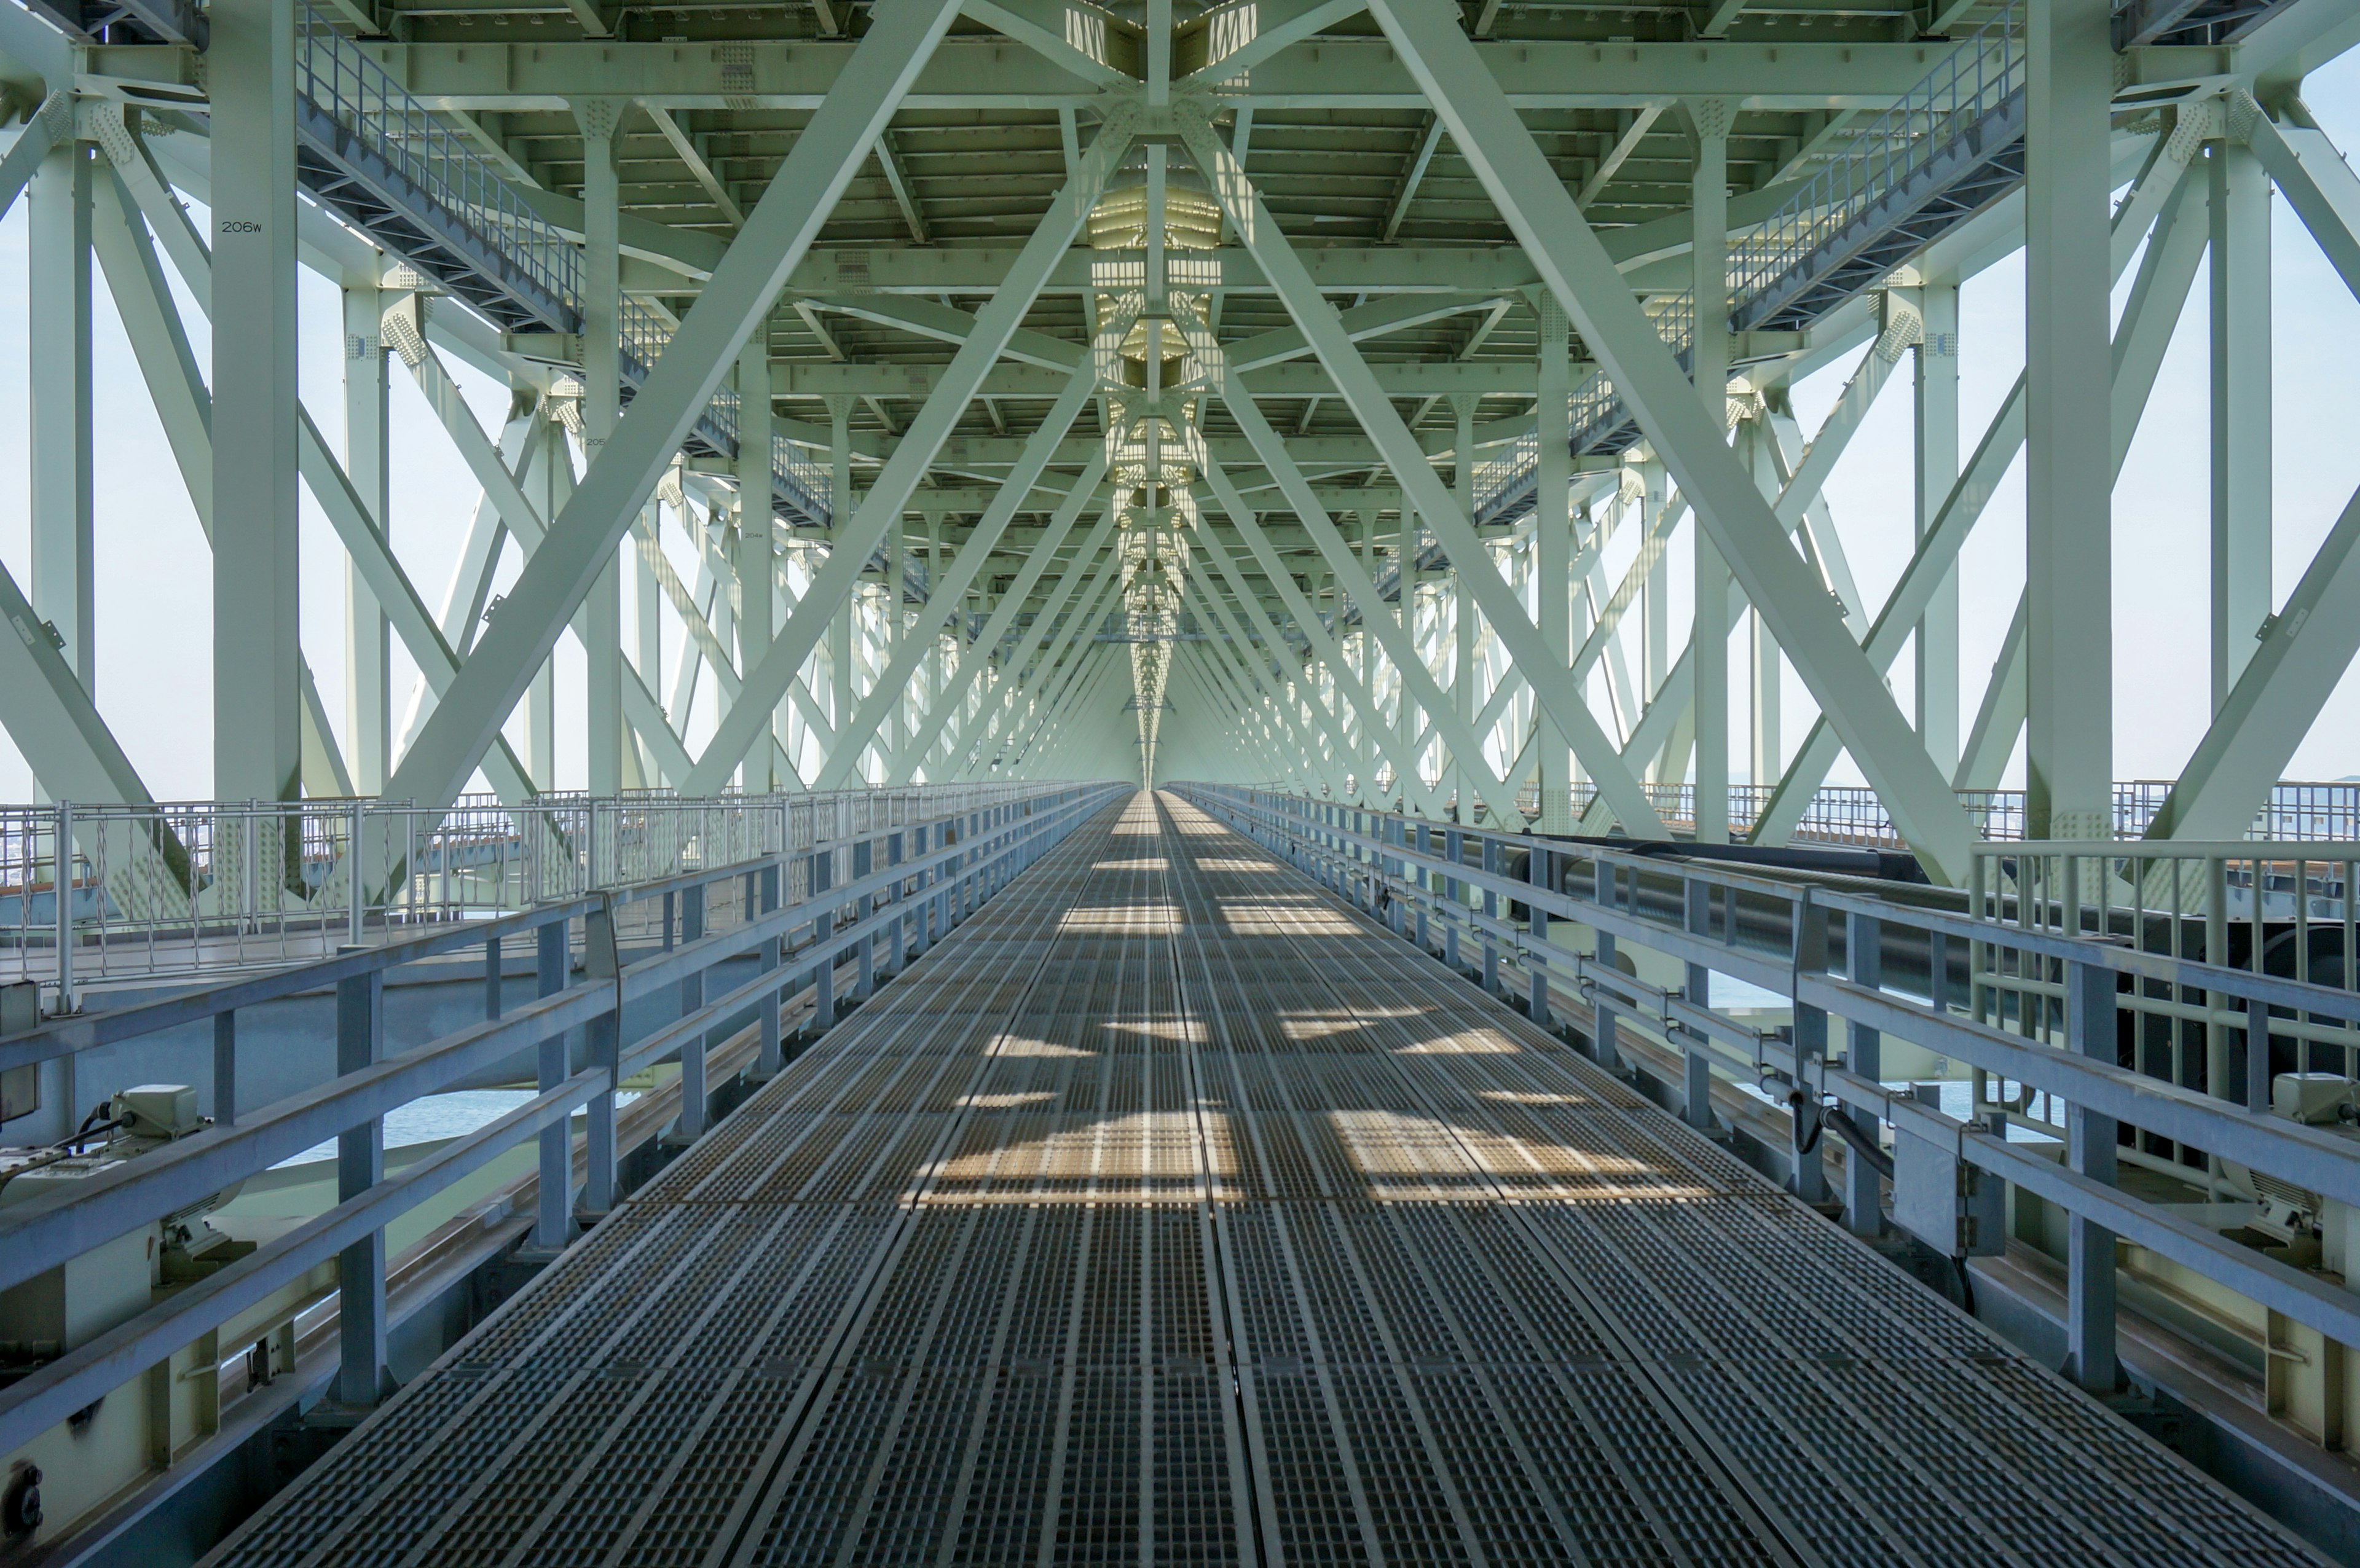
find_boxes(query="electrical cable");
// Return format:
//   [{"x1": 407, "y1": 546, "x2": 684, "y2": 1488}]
[{"x1": 1820, "y1": 1102, "x2": 1895, "y2": 1179}]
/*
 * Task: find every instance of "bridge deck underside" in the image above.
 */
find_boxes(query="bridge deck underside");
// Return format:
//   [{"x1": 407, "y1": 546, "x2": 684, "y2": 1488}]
[{"x1": 207, "y1": 793, "x2": 2317, "y2": 1567}]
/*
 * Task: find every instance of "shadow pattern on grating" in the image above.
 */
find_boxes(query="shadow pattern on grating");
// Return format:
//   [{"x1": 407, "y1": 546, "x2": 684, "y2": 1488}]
[{"x1": 202, "y1": 793, "x2": 2328, "y2": 1567}]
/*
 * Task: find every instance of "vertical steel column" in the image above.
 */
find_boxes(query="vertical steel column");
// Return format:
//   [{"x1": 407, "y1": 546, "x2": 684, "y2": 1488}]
[
  {"x1": 1592, "y1": 918, "x2": 1623, "y2": 1072},
  {"x1": 1689, "y1": 98, "x2": 1731, "y2": 844},
  {"x1": 757, "y1": 861, "x2": 783, "y2": 1075},
  {"x1": 677, "y1": 883, "x2": 708, "y2": 1139},
  {"x1": 736, "y1": 336, "x2": 778, "y2": 786},
  {"x1": 884, "y1": 521, "x2": 903, "y2": 761},
  {"x1": 853, "y1": 837, "x2": 875, "y2": 998},
  {"x1": 212, "y1": 1013, "x2": 237, "y2": 1127},
  {"x1": 2209, "y1": 139, "x2": 2271, "y2": 712},
  {"x1": 1535, "y1": 297, "x2": 1571, "y2": 831},
  {"x1": 910, "y1": 823, "x2": 932, "y2": 955},
  {"x1": 344, "y1": 281, "x2": 391, "y2": 791},
  {"x1": 529, "y1": 417, "x2": 563, "y2": 787},
  {"x1": 2024, "y1": 0, "x2": 2115, "y2": 841},
  {"x1": 583, "y1": 904, "x2": 620, "y2": 1212},
  {"x1": 1789, "y1": 896, "x2": 1828, "y2": 1202},
  {"x1": 2065, "y1": 957, "x2": 2119, "y2": 1389},
  {"x1": 812, "y1": 841, "x2": 836, "y2": 1027},
  {"x1": 1480, "y1": 836, "x2": 1500, "y2": 992},
  {"x1": 575, "y1": 96, "x2": 626, "y2": 794},
  {"x1": 1527, "y1": 842, "x2": 1551, "y2": 1026},
  {"x1": 1682, "y1": 877, "x2": 1717, "y2": 1129},
  {"x1": 534, "y1": 917, "x2": 570, "y2": 1247},
  {"x1": 334, "y1": 959, "x2": 388, "y2": 1405},
  {"x1": 887, "y1": 830, "x2": 907, "y2": 973},
  {"x1": 828, "y1": 397, "x2": 858, "y2": 767},
  {"x1": 1452, "y1": 393, "x2": 1481, "y2": 820},
  {"x1": 1640, "y1": 463, "x2": 1669, "y2": 764},
  {"x1": 29, "y1": 136, "x2": 92, "y2": 694},
  {"x1": 1744, "y1": 423, "x2": 1781, "y2": 792},
  {"x1": 1844, "y1": 911, "x2": 1884, "y2": 1236},
  {"x1": 1442, "y1": 826, "x2": 1463, "y2": 970},
  {"x1": 1914, "y1": 278, "x2": 1961, "y2": 774},
  {"x1": 210, "y1": 0, "x2": 301, "y2": 801}
]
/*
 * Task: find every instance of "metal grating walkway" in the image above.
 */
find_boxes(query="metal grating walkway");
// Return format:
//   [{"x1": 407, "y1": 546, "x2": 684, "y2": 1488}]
[{"x1": 203, "y1": 793, "x2": 2327, "y2": 1567}]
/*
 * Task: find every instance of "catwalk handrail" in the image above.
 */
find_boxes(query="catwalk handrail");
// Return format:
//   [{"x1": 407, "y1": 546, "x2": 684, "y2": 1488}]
[
  {"x1": 1178, "y1": 782, "x2": 2360, "y2": 1379},
  {"x1": 1471, "y1": 0, "x2": 2028, "y2": 523},
  {"x1": 293, "y1": 1, "x2": 577, "y2": 321},
  {"x1": 0, "y1": 783, "x2": 1056, "y2": 1008},
  {"x1": 0, "y1": 782, "x2": 1124, "y2": 1456}
]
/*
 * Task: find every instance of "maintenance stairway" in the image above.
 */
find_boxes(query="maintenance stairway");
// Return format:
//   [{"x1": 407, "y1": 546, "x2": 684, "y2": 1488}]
[{"x1": 205, "y1": 794, "x2": 2323, "y2": 1566}]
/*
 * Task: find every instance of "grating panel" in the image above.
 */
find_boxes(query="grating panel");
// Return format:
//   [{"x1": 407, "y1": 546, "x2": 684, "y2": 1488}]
[{"x1": 205, "y1": 794, "x2": 2328, "y2": 1568}]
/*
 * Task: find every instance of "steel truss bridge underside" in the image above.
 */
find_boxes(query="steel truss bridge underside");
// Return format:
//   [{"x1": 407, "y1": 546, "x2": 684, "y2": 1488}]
[
  {"x1": 199, "y1": 792, "x2": 2324, "y2": 1567},
  {"x1": 4, "y1": 0, "x2": 2360, "y2": 1558},
  {"x1": 2, "y1": 0, "x2": 2355, "y2": 884}
]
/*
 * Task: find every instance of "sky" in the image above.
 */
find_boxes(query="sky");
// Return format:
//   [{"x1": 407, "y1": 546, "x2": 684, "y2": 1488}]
[{"x1": 0, "y1": 53, "x2": 2354, "y2": 804}]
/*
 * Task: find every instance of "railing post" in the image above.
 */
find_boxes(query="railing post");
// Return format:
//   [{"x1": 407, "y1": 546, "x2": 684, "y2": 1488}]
[
  {"x1": 1434, "y1": 839, "x2": 1453, "y2": 971},
  {"x1": 2066, "y1": 955, "x2": 2120, "y2": 1390},
  {"x1": 1789, "y1": 895, "x2": 1830, "y2": 1204},
  {"x1": 348, "y1": 799, "x2": 367, "y2": 945},
  {"x1": 334, "y1": 954, "x2": 388, "y2": 1406},
  {"x1": 1591, "y1": 927, "x2": 1623, "y2": 1073},
  {"x1": 52, "y1": 801, "x2": 71, "y2": 1016},
  {"x1": 812, "y1": 843, "x2": 836, "y2": 1030},
  {"x1": 854, "y1": 837, "x2": 876, "y2": 1000},
  {"x1": 757, "y1": 861, "x2": 783, "y2": 1075},
  {"x1": 910, "y1": 825, "x2": 932, "y2": 957},
  {"x1": 1480, "y1": 837, "x2": 1500, "y2": 992},
  {"x1": 213, "y1": 1011, "x2": 237, "y2": 1127},
  {"x1": 1843, "y1": 911, "x2": 1883, "y2": 1237},
  {"x1": 484, "y1": 931, "x2": 503, "y2": 1021},
  {"x1": 583, "y1": 904, "x2": 620, "y2": 1213},
  {"x1": 676, "y1": 882, "x2": 707, "y2": 1140},
  {"x1": 886, "y1": 831, "x2": 907, "y2": 975},
  {"x1": 1682, "y1": 878, "x2": 1716, "y2": 1132},
  {"x1": 533, "y1": 917, "x2": 571, "y2": 1249}
]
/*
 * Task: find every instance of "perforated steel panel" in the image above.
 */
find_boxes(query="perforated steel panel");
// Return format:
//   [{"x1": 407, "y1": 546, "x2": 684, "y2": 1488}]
[{"x1": 207, "y1": 794, "x2": 2327, "y2": 1568}]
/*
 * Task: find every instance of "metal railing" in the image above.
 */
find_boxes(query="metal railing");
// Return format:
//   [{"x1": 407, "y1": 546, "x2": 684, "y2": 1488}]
[
  {"x1": 0, "y1": 785, "x2": 1054, "y2": 1010},
  {"x1": 1972, "y1": 837, "x2": 2360, "y2": 1103},
  {"x1": 1728, "y1": 0, "x2": 2028, "y2": 330},
  {"x1": 1496, "y1": 780, "x2": 2360, "y2": 852},
  {"x1": 619, "y1": 302, "x2": 834, "y2": 527},
  {"x1": 294, "y1": 1, "x2": 578, "y2": 323},
  {"x1": 0, "y1": 781, "x2": 1124, "y2": 1473},
  {"x1": 1186, "y1": 782, "x2": 2360, "y2": 1421}
]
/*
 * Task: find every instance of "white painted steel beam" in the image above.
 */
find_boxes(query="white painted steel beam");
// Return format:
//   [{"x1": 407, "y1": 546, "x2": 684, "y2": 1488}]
[
  {"x1": 1176, "y1": 109, "x2": 1662, "y2": 836},
  {"x1": 685, "y1": 107, "x2": 1137, "y2": 794},
  {"x1": 955, "y1": 529, "x2": 1124, "y2": 774},
  {"x1": 813, "y1": 394, "x2": 1107, "y2": 790},
  {"x1": 1367, "y1": 0, "x2": 1974, "y2": 879},
  {"x1": 887, "y1": 483, "x2": 1111, "y2": 786},
  {"x1": 1751, "y1": 158, "x2": 2209, "y2": 847},
  {"x1": 2023, "y1": 0, "x2": 2116, "y2": 842},
  {"x1": 1186, "y1": 487, "x2": 1435, "y2": 810},
  {"x1": 209, "y1": 0, "x2": 302, "y2": 801},
  {"x1": 1197, "y1": 401, "x2": 1515, "y2": 823},
  {"x1": 2211, "y1": 136, "x2": 2271, "y2": 709},
  {"x1": 386, "y1": 0, "x2": 965, "y2": 812}
]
